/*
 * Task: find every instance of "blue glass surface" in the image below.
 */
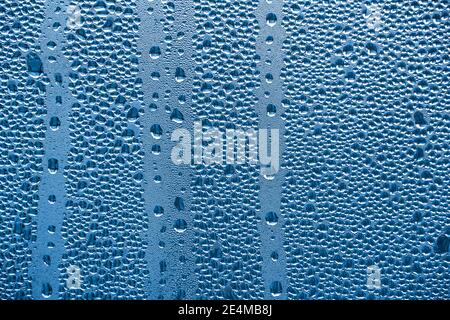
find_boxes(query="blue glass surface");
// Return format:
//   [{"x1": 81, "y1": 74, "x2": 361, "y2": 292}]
[{"x1": 0, "y1": 0, "x2": 449, "y2": 300}]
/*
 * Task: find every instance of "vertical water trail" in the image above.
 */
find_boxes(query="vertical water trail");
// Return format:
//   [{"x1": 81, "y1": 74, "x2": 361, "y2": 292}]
[
  {"x1": 255, "y1": 0, "x2": 287, "y2": 300},
  {"x1": 32, "y1": 0, "x2": 73, "y2": 300}
]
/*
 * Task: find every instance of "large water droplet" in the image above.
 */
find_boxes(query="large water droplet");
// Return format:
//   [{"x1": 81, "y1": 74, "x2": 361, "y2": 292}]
[
  {"x1": 174, "y1": 219, "x2": 187, "y2": 233},
  {"x1": 266, "y1": 13, "x2": 277, "y2": 27}
]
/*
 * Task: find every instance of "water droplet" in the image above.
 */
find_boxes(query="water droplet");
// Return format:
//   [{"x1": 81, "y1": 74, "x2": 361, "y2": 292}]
[
  {"x1": 48, "y1": 158, "x2": 58, "y2": 174},
  {"x1": 266, "y1": 13, "x2": 277, "y2": 27},
  {"x1": 174, "y1": 219, "x2": 187, "y2": 233},
  {"x1": 265, "y1": 211, "x2": 279, "y2": 226},
  {"x1": 175, "y1": 67, "x2": 186, "y2": 82},
  {"x1": 149, "y1": 46, "x2": 161, "y2": 59}
]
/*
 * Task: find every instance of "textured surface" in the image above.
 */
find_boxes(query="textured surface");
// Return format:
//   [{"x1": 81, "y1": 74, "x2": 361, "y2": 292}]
[{"x1": 0, "y1": 0, "x2": 449, "y2": 300}]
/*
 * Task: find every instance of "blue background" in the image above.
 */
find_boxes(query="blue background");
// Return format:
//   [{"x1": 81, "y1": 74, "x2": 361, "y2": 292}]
[{"x1": 0, "y1": 0, "x2": 449, "y2": 299}]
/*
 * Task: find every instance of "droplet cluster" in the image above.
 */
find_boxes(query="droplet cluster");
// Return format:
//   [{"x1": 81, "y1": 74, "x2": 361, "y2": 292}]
[
  {"x1": 280, "y1": 0, "x2": 450, "y2": 299},
  {"x1": 57, "y1": 1, "x2": 148, "y2": 299},
  {"x1": 190, "y1": 0, "x2": 266, "y2": 299},
  {"x1": 0, "y1": 0, "x2": 47, "y2": 299}
]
